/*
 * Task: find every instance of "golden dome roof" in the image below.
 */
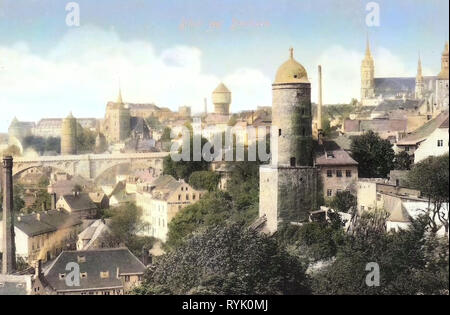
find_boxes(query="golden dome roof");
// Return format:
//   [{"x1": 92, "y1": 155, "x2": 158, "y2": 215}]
[{"x1": 274, "y1": 48, "x2": 309, "y2": 84}]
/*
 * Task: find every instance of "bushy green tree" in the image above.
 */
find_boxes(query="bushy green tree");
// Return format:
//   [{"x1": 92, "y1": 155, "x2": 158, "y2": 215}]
[
  {"x1": 394, "y1": 151, "x2": 412, "y2": 170},
  {"x1": 135, "y1": 224, "x2": 310, "y2": 295},
  {"x1": 188, "y1": 171, "x2": 220, "y2": 192},
  {"x1": 406, "y1": 153, "x2": 449, "y2": 235},
  {"x1": 76, "y1": 124, "x2": 96, "y2": 153},
  {"x1": 311, "y1": 215, "x2": 449, "y2": 295},
  {"x1": 350, "y1": 130, "x2": 395, "y2": 178},
  {"x1": 329, "y1": 190, "x2": 357, "y2": 213}
]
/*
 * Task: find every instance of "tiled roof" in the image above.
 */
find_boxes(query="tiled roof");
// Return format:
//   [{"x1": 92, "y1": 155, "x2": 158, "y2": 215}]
[
  {"x1": 43, "y1": 248, "x2": 146, "y2": 292},
  {"x1": 14, "y1": 210, "x2": 82, "y2": 237},
  {"x1": 397, "y1": 112, "x2": 449, "y2": 145},
  {"x1": 315, "y1": 149, "x2": 358, "y2": 166},
  {"x1": 61, "y1": 193, "x2": 97, "y2": 211}
]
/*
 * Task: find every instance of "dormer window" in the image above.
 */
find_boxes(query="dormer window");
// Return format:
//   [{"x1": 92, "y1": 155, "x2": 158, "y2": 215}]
[
  {"x1": 59, "y1": 273, "x2": 66, "y2": 280},
  {"x1": 80, "y1": 272, "x2": 87, "y2": 279},
  {"x1": 100, "y1": 271, "x2": 109, "y2": 279},
  {"x1": 77, "y1": 256, "x2": 86, "y2": 263}
]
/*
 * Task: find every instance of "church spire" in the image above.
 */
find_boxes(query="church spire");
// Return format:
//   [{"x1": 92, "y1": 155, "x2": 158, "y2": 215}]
[
  {"x1": 116, "y1": 79, "x2": 123, "y2": 104},
  {"x1": 417, "y1": 53, "x2": 423, "y2": 78},
  {"x1": 365, "y1": 33, "x2": 372, "y2": 57}
]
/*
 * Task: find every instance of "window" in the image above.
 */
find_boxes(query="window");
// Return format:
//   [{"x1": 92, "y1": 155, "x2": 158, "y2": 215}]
[
  {"x1": 437, "y1": 140, "x2": 444, "y2": 147},
  {"x1": 361, "y1": 206, "x2": 365, "y2": 211},
  {"x1": 278, "y1": 129, "x2": 282, "y2": 136},
  {"x1": 327, "y1": 189, "x2": 332, "y2": 197},
  {"x1": 290, "y1": 157, "x2": 296, "y2": 167},
  {"x1": 77, "y1": 256, "x2": 86, "y2": 263},
  {"x1": 186, "y1": 194, "x2": 189, "y2": 200},
  {"x1": 327, "y1": 170, "x2": 332, "y2": 177},
  {"x1": 125, "y1": 275, "x2": 130, "y2": 282},
  {"x1": 178, "y1": 194, "x2": 181, "y2": 201},
  {"x1": 59, "y1": 273, "x2": 66, "y2": 280},
  {"x1": 192, "y1": 194, "x2": 196, "y2": 200},
  {"x1": 405, "y1": 146, "x2": 410, "y2": 152},
  {"x1": 376, "y1": 194, "x2": 381, "y2": 201},
  {"x1": 336, "y1": 170, "x2": 342, "y2": 178},
  {"x1": 100, "y1": 271, "x2": 109, "y2": 279},
  {"x1": 346, "y1": 170, "x2": 352, "y2": 177},
  {"x1": 80, "y1": 272, "x2": 87, "y2": 279}
]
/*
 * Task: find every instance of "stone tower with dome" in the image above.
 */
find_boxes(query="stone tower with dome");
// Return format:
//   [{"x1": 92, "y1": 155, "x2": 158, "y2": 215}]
[{"x1": 258, "y1": 48, "x2": 319, "y2": 234}]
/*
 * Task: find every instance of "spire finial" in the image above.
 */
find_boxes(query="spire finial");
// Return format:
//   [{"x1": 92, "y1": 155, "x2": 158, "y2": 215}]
[
  {"x1": 365, "y1": 33, "x2": 371, "y2": 56},
  {"x1": 117, "y1": 77, "x2": 123, "y2": 104},
  {"x1": 289, "y1": 47, "x2": 294, "y2": 59},
  {"x1": 417, "y1": 52, "x2": 423, "y2": 77}
]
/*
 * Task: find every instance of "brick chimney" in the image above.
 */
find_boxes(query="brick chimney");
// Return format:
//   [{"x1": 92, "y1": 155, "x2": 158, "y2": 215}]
[{"x1": 2, "y1": 156, "x2": 16, "y2": 274}]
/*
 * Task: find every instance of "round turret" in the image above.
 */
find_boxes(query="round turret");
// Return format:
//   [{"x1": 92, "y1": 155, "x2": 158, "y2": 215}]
[
  {"x1": 61, "y1": 112, "x2": 77, "y2": 155},
  {"x1": 272, "y1": 48, "x2": 313, "y2": 167},
  {"x1": 212, "y1": 83, "x2": 231, "y2": 115}
]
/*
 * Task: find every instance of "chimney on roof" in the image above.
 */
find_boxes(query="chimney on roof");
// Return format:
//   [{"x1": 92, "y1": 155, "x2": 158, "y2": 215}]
[{"x1": 36, "y1": 213, "x2": 41, "y2": 221}]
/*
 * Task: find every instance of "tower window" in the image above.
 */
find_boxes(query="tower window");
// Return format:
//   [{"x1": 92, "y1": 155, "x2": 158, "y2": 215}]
[
  {"x1": 290, "y1": 157, "x2": 296, "y2": 166},
  {"x1": 437, "y1": 140, "x2": 443, "y2": 147},
  {"x1": 279, "y1": 129, "x2": 282, "y2": 136},
  {"x1": 302, "y1": 128, "x2": 306, "y2": 136}
]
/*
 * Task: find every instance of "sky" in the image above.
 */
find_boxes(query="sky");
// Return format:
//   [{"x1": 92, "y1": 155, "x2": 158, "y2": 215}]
[{"x1": 0, "y1": 0, "x2": 448, "y2": 131}]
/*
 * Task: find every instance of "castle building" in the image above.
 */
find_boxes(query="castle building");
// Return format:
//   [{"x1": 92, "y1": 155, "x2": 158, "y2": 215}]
[
  {"x1": 102, "y1": 88, "x2": 131, "y2": 144},
  {"x1": 361, "y1": 38, "x2": 375, "y2": 101},
  {"x1": 259, "y1": 48, "x2": 319, "y2": 234},
  {"x1": 61, "y1": 112, "x2": 77, "y2": 155},
  {"x1": 212, "y1": 82, "x2": 232, "y2": 115}
]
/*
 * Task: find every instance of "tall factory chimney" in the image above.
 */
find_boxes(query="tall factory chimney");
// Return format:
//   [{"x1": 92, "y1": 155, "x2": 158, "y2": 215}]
[
  {"x1": 2, "y1": 155, "x2": 16, "y2": 274},
  {"x1": 317, "y1": 65, "x2": 323, "y2": 144}
]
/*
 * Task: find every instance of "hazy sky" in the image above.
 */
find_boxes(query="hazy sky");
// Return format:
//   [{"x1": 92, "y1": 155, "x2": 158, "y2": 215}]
[{"x1": 0, "y1": 0, "x2": 448, "y2": 131}]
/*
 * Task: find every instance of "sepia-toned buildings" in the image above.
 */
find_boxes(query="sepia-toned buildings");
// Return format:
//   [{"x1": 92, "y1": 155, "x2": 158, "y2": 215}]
[{"x1": 135, "y1": 175, "x2": 205, "y2": 242}]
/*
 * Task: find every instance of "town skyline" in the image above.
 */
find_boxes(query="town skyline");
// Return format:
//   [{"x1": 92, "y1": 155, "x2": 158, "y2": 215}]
[{"x1": 0, "y1": 0, "x2": 449, "y2": 131}]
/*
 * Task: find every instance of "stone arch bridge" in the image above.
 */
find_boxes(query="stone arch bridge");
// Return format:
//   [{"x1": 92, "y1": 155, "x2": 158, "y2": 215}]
[{"x1": 12, "y1": 152, "x2": 169, "y2": 180}]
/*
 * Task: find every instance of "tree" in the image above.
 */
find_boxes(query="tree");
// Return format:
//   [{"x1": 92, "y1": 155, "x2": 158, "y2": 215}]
[
  {"x1": 76, "y1": 124, "x2": 96, "y2": 153},
  {"x1": 23, "y1": 136, "x2": 61, "y2": 154},
  {"x1": 406, "y1": 154, "x2": 449, "y2": 235},
  {"x1": 311, "y1": 215, "x2": 449, "y2": 295},
  {"x1": 135, "y1": 224, "x2": 310, "y2": 295},
  {"x1": 350, "y1": 130, "x2": 395, "y2": 178},
  {"x1": 188, "y1": 171, "x2": 220, "y2": 192},
  {"x1": 100, "y1": 203, "x2": 154, "y2": 257},
  {"x1": 166, "y1": 191, "x2": 233, "y2": 249},
  {"x1": 393, "y1": 151, "x2": 412, "y2": 170},
  {"x1": 163, "y1": 134, "x2": 210, "y2": 182},
  {"x1": 277, "y1": 220, "x2": 345, "y2": 262},
  {"x1": 329, "y1": 190, "x2": 356, "y2": 213},
  {"x1": 0, "y1": 184, "x2": 25, "y2": 214}
]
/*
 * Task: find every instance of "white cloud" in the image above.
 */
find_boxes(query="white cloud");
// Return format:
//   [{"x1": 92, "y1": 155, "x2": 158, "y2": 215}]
[{"x1": 0, "y1": 26, "x2": 272, "y2": 131}]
